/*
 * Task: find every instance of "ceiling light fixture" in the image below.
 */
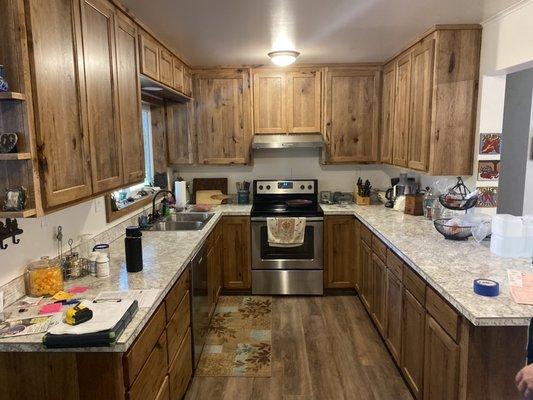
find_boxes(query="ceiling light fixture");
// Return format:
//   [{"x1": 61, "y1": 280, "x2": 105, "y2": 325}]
[{"x1": 268, "y1": 50, "x2": 300, "y2": 66}]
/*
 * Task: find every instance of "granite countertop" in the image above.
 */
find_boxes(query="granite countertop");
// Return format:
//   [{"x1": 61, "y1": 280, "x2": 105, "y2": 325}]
[
  {"x1": 321, "y1": 204, "x2": 533, "y2": 327},
  {"x1": 2, "y1": 202, "x2": 533, "y2": 352},
  {"x1": 0, "y1": 205, "x2": 251, "y2": 352}
]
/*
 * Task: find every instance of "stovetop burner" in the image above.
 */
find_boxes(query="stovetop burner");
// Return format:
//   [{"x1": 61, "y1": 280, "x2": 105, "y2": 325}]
[{"x1": 251, "y1": 179, "x2": 323, "y2": 218}]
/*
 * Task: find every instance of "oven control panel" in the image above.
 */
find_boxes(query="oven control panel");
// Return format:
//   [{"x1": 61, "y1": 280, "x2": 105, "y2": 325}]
[{"x1": 255, "y1": 180, "x2": 316, "y2": 195}]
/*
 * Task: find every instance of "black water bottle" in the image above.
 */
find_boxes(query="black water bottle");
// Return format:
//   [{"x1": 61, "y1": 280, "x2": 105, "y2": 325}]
[{"x1": 125, "y1": 226, "x2": 143, "y2": 273}]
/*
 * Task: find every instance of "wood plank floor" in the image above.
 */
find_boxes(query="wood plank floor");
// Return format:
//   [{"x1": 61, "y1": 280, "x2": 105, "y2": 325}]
[{"x1": 185, "y1": 295, "x2": 413, "y2": 400}]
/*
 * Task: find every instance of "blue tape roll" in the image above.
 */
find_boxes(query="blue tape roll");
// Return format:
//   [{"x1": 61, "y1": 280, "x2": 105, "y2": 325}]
[{"x1": 473, "y1": 279, "x2": 500, "y2": 297}]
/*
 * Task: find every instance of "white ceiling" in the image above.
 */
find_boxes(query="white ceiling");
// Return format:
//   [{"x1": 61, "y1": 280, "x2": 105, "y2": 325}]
[{"x1": 122, "y1": 0, "x2": 520, "y2": 66}]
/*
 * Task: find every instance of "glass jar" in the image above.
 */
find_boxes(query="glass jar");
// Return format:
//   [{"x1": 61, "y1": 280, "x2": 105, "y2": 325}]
[{"x1": 26, "y1": 256, "x2": 64, "y2": 296}]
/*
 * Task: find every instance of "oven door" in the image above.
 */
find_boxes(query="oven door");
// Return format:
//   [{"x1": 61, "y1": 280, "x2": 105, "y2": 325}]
[{"x1": 251, "y1": 217, "x2": 323, "y2": 270}]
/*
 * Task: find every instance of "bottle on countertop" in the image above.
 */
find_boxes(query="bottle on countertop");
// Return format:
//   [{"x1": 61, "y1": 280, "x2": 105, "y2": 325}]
[
  {"x1": 125, "y1": 226, "x2": 143, "y2": 273},
  {"x1": 423, "y1": 186, "x2": 436, "y2": 220},
  {"x1": 96, "y1": 253, "x2": 110, "y2": 278}
]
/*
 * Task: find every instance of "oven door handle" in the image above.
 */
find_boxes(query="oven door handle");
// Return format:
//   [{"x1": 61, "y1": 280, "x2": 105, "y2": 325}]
[{"x1": 251, "y1": 217, "x2": 324, "y2": 222}]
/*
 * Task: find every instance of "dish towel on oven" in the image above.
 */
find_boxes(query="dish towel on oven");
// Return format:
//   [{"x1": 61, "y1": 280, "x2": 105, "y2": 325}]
[{"x1": 267, "y1": 217, "x2": 306, "y2": 247}]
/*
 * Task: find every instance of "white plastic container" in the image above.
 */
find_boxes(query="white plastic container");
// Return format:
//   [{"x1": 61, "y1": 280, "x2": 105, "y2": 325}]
[
  {"x1": 96, "y1": 253, "x2": 110, "y2": 278},
  {"x1": 492, "y1": 214, "x2": 524, "y2": 237},
  {"x1": 490, "y1": 233, "x2": 526, "y2": 258}
]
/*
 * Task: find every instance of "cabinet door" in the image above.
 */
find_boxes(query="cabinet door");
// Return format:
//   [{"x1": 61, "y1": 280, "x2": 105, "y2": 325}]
[
  {"x1": 183, "y1": 68, "x2": 192, "y2": 97},
  {"x1": 380, "y1": 62, "x2": 395, "y2": 164},
  {"x1": 324, "y1": 216, "x2": 355, "y2": 289},
  {"x1": 385, "y1": 269, "x2": 402, "y2": 364},
  {"x1": 168, "y1": 329, "x2": 192, "y2": 400},
  {"x1": 166, "y1": 102, "x2": 193, "y2": 165},
  {"x1": 29, "y1": 0, "x2": 93, "y2": 208},
  {"x1": 81, "y1": 0, "x2": 124, "y2": 193},
  {"x1": 393, "y1": 53, "x2": 411, "y2": 167},
  {"x1": 360, "y1": 241, "x2": 373, "y2": 310},
  {"x1": 253, "y1": 71, "x2": 286, "y2": 134},
  {"x1": 371, "y1": 253, "x2": 387, "y2": 335},
  {"x1": 222, "y1": 217, "x2": 251, "y2": 290},
  {"x1": 324, "y1": 68, "x2": 380, "y2": 163},
  {"x1": 194, "y1": 69, "x2": 252, "y2": 164},
  {"x1": 115, "y1": 13, "x2": 144, "y2": 185},
  {"x1": 207, "y1": 244, "x2": 216, "y2": 318},
  {"x1": 159, "y1": 48, "x2": 173, "y2": 87},
  {"x1": 423, "y1": 316, "x2": 460, "y2": 400},
  {"x1": 139, "y1": 32, "x2": 159, "y2": 80},
  {"x1": 408, "y1": 39, "x2": 434, "y2": 171},
  {"x1": 172, "y1": 57, "x2": 184, "y2": 92},
  {"x1": 354, "y1": 219, "x2": 362, "y2": 293},
  {"x1": 287, "y1": 69, "x2": 321, "y2": 133},
  {"x1": 401, "y1": 288, "x2": 426, "y2": 399}
]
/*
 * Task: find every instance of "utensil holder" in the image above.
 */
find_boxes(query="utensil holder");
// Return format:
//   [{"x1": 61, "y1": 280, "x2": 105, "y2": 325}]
[
  {"x1": 237, "y1": 190, "x2": 250, "y2": 205},
  {"x1": 356, "y1": 195, "x2": 371, "y2": 205}
]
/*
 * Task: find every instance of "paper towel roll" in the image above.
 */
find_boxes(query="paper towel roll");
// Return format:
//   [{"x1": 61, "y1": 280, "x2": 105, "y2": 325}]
[{"x1": 174, "y1": 181, "x2": 187, "y2": 209}]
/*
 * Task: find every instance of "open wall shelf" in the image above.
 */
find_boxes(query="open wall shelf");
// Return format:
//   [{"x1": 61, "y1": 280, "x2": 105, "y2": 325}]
[{"x1": 0, "y1": 92, "x2": 26, "y2": 101}]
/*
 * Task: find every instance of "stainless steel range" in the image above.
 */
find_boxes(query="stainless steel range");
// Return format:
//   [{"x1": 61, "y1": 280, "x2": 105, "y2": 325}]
[{"x1": 251, "y1": 179, "x2": 324, "y2": 295}]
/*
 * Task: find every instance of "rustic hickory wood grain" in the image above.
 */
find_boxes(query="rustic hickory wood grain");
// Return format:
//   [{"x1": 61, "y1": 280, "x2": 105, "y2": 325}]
[
  {"x1": 287, "y1": 68, "x2": 322, "y2": 134},
  {"x1": 324, "y1": 215, "x2": 356, "y2": 289},
  {"x1": 380, "y1": 61, "x2": 395, "y2": 164},
  {"x1": 392, "y1": 52, "x2": 411, "y2": 167}
]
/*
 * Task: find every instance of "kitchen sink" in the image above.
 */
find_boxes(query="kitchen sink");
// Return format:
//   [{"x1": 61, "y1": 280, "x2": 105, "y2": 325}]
[{"x1": 148, "y1": 212, "x2": 214, "y2": 231}]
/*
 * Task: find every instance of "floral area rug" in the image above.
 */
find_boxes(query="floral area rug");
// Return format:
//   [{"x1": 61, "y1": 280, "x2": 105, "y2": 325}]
[{"x1": 196, "y1": 296, "x2": 272, "y2": 377}]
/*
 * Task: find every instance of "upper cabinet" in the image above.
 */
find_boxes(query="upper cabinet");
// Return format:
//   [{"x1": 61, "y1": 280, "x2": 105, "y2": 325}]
[
  {"x1": 380, "y1": 62, "x2": 395, "y2": 164},
  {"x1": 139, "y1": 31, "x2": 190, "y2": 97},
  {"x1": 28, "y1": 0, "x2": 93, "y2": 208},
  {"x1": 193, "y1": 68, "x2": 252, "y2": 165},
  {"x1": 383, "y1": 26, "x2": 481, "y2": 175},
  {"x1": 166, "y1": 102, "x2": 194, "y2": 165},
  {"x1": 252, "y1": 68, "x2": 321, "y2": 135},
  {"x1": 323, "y1": 67, "x2": 380, "y2": 163}
]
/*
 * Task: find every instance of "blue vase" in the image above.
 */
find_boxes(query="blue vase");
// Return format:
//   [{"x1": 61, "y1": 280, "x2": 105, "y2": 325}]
[{"x1": 0, "y1": 65, "x2": 9, "y2": 92}]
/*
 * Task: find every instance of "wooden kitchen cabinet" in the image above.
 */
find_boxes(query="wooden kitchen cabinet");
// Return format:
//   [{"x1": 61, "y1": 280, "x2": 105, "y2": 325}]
[
  {"x1": 81, "y1": 0, "x2": 124, "y2": 194},
  {"x1": 139, "y1": 31, "x2": 160, "y2": 81},
  {"x1": 353, "y1": 219, "x2": 362, "y2": 292},
  {"x1": 159, "y1": 48, "x2": 174, "y2": 87},
  {"x1": 172, "y1": 57, "x2": 184, "y2": 92},
  {"x1": 287, "y1": 69, "x2": 321, "y2": 133},
  {"x1": 252, "y1": 68, "x2": 321, "y2": 134},
  {"x1": 381, "y1": 26, "x2": 481, "y2": 175},
  {"x1": 222, "y1": 217, "x2": 251, "y2": 290},
  {"x1": 324, "y1": 216, "x2": 356, "y2": 289},
  {"x1": 401, "y1": 288, "x2": 426, "y2": 399},
  {"x1": 408, "y1": 38, "x2": 434, "y2": 171},
  {"x1": 385, "y1": 269, "x2": 402, "y2": 364},
  {"x1": 29, "y1": 0, "x2": 93, "y2": 208},
  {"x1": 166, "y1": 102, "x2": 194, "y2": 165},
  {"x1": 423, "y1": 316, "x2": 460, "y2": 400},
  {"x1": 360, "y1": 240, "x2": 373, "y2": 310},
  {"x1": 323, "y1": 67, "x2": 380, "y2": 163},
  {"x1": 115, "y1": 12, "x2": 144, "y2": 185},
  {"x1": 193, "y1": 68, "x2": 252, "y2": 164},
  {"x1": 392, "y1": 52, "x2": 411, "y2": 167},
  {"x1": 371, "y1": 253, "x2": 387, "y2": 335},
  {"x1": 183, "y1": 68, "x2": 192, "y2": 97},
  {"x1": 380, "y1": 61, "x2": 395, "y2": 164},
  {"x1": 207, "y1": 222, "x2": 223, "y2": 317}
]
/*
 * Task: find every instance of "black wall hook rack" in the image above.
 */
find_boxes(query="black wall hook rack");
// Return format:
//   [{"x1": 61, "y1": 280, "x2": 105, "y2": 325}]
[{"x1": 0, "y1": 218, "x2": 23, "y2": 250}]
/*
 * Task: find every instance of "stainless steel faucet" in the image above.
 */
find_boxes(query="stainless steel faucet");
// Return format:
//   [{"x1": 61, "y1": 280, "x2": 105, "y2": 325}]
[{"x1": 150, "y1": 190, "x2": 175, "y2": 223}]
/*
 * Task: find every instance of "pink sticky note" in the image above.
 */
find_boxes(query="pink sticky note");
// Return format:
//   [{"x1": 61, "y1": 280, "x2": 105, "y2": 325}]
[
  {"x1": 68, "y1": 286, "x2": 88, "y2": 294},
  {"x1": 39, "y1": 303, "x2": 62, "y2": 315}
]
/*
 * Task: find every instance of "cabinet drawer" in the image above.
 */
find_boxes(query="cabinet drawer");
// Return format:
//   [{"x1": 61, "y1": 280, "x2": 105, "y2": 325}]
[
  {"x1": 361, "y1": 224, "x2": 372, "y2": 245},
  {"x1": 403, "y1": 265, "x2": 426, "y2": 304},
  {"x1": 426, "y1": 287, "x2": 461, "y2": 342},
  {"x1": 155, "y1": 375, "x2": 170, "y2": 400},
  {"x1": 169, "y1": 328, "x2": 193, "y2": 400},
  {"x1": 371, "y1": 235, "x2": 387, "y2": 262},
  {"x1": 127, "y1": 331, "x2": 168, "y2": 400},
  {"x1": 386, "y1": 249, "x2": 403, "y2": 280},
  {"x1": 165, "y1": 269, "x2": 190, "y2": 321},
  {"x1": 124, "y1": 303, "x2": 166, "y2": 387},
  {"x1": 167, "y1": 291, "x2": 190, "y2": 362}
]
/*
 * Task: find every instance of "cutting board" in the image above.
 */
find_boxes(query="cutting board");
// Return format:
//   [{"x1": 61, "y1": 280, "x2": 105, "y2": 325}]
[
  {"x1": 196, "y1": 190, "x2": 224, "y2": 205},
  {"x1": 192, "y1": 178, "x2": 227, "y2": 204}
]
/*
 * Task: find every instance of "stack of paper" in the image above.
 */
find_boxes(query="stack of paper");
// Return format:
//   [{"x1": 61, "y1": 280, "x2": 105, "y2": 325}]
[{"x1": 508, "y1": 270, "x2": 533, "y2": 305}]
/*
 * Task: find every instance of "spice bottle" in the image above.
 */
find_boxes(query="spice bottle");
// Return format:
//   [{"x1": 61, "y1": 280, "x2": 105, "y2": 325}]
[{"x1": 96, "y1": 253, "x2": 110, "y2": 278}]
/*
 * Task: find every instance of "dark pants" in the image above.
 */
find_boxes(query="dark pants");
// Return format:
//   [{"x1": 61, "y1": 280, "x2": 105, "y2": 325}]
[{"x1": 528, "y1": 318, "x2": 533, "y2": 365}]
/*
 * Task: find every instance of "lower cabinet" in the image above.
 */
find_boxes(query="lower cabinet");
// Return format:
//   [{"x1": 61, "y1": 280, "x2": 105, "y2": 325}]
[
  {"x1": 401, "y1": 288, "x2": 426, "y2": 400},
  {"x1": 385, "y1": 269, "x2": 402, "y2": 364},
  {"x1": 222, "y1": 217, "x2": 251, "y2": 290},
  {"x1": 354, "y1": 219, "x2": 362, "y2": 292},
  {"x1": 371, "y1": 253, "x2": 387, "y2": 334},
  {"x1": 360, "y1": 240, "x2": 373, "y2": 310},
  {"x1": 423, "y1": 316, "x2": 460, "y2": 400},
  {"x1": 324, "y1": 216, "x2": 356, "y2": 289},
  {"x1": 168, "y1": 329, "x2": 193, "y2": 400}
]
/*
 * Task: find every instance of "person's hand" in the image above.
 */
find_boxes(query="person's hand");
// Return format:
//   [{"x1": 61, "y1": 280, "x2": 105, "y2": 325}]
[{"x1": 516, "y1": 364, "x2": 533, "y2": 399}]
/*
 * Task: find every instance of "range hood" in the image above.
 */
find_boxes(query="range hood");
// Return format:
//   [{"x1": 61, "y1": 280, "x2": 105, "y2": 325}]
[{"x1": 252, "y1": 134, "x2": 324, "y2": 149}]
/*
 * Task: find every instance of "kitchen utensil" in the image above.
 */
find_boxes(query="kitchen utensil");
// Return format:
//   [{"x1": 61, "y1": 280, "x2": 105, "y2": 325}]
[
  {"x1": 0, "y1": 133, "x2": 18, "y2": 153},
  {"x1": 237, "y1": 190, "x2": 249, "y2": 204},
  {"x1": 434, "y1": 218, "x2": 473, "y2": 240},
  {"x1": 192, "y1": 178, "x2": 227, "y2": 204},
  {"x1": 196, "y1": 190, "x2": 224, "y2": 205}
]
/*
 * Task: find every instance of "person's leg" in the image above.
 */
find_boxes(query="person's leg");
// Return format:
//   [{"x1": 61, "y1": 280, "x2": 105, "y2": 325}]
[{"x1": 527, "y1": 318, "x2": 533, "y2": 365}]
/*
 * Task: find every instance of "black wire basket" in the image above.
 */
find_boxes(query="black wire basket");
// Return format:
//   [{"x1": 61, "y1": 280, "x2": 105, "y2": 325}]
[
  {"x1": 434, "y1": 218, "x2": 473, "y2": 241},
  {"x1": 438, "y1": 177, "x2": 478, "y2": 211}
]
